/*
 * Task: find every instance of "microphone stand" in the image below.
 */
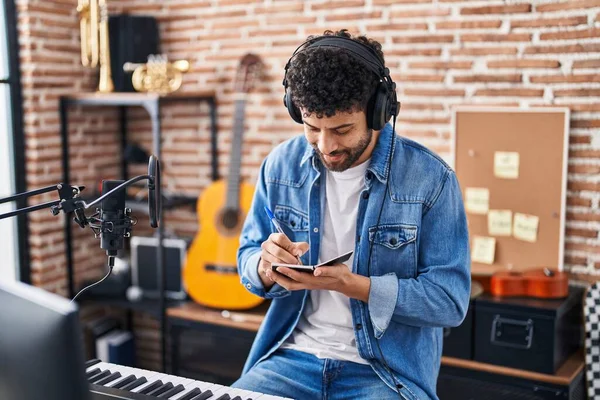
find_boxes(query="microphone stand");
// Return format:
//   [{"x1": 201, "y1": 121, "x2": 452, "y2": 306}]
[{"x1": 0, "y1": 174, "x2": 156, "y2": 299}]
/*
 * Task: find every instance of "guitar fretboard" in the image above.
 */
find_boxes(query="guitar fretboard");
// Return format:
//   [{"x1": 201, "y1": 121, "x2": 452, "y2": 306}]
[{"x1": 225, "y1": 98, "x2": 246, "y2": 211}]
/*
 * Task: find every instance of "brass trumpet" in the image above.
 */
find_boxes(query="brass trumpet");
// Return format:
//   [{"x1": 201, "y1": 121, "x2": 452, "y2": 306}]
[
  {"x1": 77, "y1": 0, "x2": 114, "y2": 92},
  {"x1": 123, "y1": 55, "x2": 190, "y2": 95}
]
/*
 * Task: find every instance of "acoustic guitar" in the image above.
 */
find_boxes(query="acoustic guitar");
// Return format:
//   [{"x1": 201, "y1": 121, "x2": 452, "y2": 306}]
[
  {"x1": 490, "y1": 268, "x2": 569, "y2": 299},
  {"x1": 183, "y1": 54, "x2": 263, "y2": 310}
]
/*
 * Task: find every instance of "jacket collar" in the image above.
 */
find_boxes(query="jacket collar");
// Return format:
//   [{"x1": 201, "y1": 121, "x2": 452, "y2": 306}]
[{"x1": 299, "y1": 122, "x2": 395, "y2": 182}]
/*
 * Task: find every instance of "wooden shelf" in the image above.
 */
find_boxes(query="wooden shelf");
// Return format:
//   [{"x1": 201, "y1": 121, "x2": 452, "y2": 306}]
[
  {"x1": 63, "y1": 91, "x2": 216, "y2": 104},
  {"x1": 441, "y1": 351, "x2": 584, "y2": 386},
  {"x1": 167, "y1": 302, "x2": 269, "y2": 332},
  {"x1": 168, "y1": 302, "x2": 584, "y2": 386}
]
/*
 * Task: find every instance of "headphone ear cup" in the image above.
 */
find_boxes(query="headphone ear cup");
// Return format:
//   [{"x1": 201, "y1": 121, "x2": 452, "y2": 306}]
[
  {"x1": 284, "y1": 87, "x2": 303, "y2": 124},
  {"x1": 367, "y1": 83, "x2": 391, "y2": 131}
]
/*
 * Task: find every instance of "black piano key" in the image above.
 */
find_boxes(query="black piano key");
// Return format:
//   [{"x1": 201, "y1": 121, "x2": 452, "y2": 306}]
[
  {"x1": 139, "y1": 380, "x2": 164, "y2": 395},
  {"x1": 110, "y1": 374, "x2": 136, "y2": 389},
  {"x1": 176, "y1": 387, "x2": 202, "y2": 400},
  {"x1": 147, "y1": 382, "x2": 173, "y2": 397},
  {"x1": 190, "y1": 390, "x2": 213, "y2": 400},
  {"x1": 95, "y1": 371, "x2": 122, "y2": 386},
  {"x1": 215, "y1": 394, "x2": 231, "y2": 400},
  {"x1": 158, "y1": 384, "x2": 185, "y2": 399},
  {"x1": 85, "y1": 359, "x2": 102, "y2": 368},
  {"x1": 89, "y1": 370, "x2": 111, "y2": 384},
  {"x1": 232, "y1": 397, "x2": 242, "y2": 400},
  {"x1": 86, "y1": 368, "x2": 101, "y2": 379},
  {"x1": 120, "y1": 376, "x2": 147, "y2": 391}
]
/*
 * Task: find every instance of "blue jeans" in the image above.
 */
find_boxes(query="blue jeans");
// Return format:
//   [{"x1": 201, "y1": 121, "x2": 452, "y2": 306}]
[{"x1": 232, "y1": 348, "x2": 403, "y2": 400}]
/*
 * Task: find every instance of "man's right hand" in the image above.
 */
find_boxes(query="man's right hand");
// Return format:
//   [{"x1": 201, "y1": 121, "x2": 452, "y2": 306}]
[{"x1": 258, "y1": 233, "x2": 309, "y2": 289}]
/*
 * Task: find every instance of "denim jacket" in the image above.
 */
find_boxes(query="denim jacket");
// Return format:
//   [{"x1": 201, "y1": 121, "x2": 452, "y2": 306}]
[{"x1": 237, "y1": 123, "x2": 471, "y2": 400}]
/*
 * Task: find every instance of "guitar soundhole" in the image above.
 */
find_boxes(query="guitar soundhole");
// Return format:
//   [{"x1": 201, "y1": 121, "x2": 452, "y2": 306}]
[{"x1": 222, "y1": 208, "x2": 239, "y2": 230}]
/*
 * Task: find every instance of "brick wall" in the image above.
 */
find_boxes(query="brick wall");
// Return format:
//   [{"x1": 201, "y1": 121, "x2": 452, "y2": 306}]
[{"x1": 17, "y1": 0, "x2": 600, "y2": 369}]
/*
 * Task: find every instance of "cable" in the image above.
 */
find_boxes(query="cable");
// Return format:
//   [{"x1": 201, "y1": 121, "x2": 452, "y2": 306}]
[
  {"x1": 366, "y1": 115, "x2": 404, "y2": 399},
  {"x1": 70, "y1": 257, "x2": 114, "y2": 303}
]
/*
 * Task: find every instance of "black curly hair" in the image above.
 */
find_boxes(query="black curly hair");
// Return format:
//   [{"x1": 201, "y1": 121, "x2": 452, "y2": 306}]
[{"x1": 286, "y1": 29, "x2": 385, "y2": 119}]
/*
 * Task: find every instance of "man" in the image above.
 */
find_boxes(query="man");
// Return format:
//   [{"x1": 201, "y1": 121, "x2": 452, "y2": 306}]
[{"x1": 232, "y1": 29, "x2": 470, "y2": 400}]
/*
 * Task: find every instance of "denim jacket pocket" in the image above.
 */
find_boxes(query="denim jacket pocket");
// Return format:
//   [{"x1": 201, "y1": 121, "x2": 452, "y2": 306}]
[
  {"x1": 273, "y1": 205, "x2": 310, "y2": 251},
  {"x1": 368, "y1": 224, "x2": 418, "y2": 278}
]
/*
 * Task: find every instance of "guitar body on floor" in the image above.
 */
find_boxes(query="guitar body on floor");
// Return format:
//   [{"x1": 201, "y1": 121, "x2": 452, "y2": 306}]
[{"x1": 183, "y1": 180, "x2": 262, "y2": 309}]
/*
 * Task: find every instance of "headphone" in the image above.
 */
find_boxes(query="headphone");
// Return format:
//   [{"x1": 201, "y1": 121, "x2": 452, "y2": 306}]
[{"x1": 282, "y1": 35, "x2": 399, "y2": 131}]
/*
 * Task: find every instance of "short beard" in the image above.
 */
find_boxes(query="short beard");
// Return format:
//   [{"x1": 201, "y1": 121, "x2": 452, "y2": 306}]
[{"x1": 314, "y1": 129, "x2": 373, "y2": 172}]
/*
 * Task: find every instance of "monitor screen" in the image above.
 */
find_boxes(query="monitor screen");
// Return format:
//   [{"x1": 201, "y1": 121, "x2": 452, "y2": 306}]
[{"x1": 0, "y1": 280, "x2": 90, "y2": 400}]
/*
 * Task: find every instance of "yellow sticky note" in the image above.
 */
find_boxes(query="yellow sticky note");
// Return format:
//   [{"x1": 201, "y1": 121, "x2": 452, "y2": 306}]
[
  {"x1": 471, "y1": 236, "x2": 496, "y2": 265},
  {"x1": 513, "y1": 213, "x2": 539, "y2": 242},
  {"x1": 488, "y1": 210, "x2": 512, "y2": 236},
  {"x1": 465, "y1": 187, "x2": 489, "y2": 215},
  {"x1": 494, "y1": 152, "x2": 520, "y2": 179}
]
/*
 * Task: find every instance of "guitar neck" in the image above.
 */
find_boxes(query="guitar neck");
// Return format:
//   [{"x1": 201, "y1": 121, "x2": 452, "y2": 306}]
[{"x1": 225, "y1": 98, "x2": 246, "y2": 210}]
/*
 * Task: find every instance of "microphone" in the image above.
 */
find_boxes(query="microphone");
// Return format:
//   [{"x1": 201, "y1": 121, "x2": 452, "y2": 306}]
[{"x1": 100, "y1": 180, "x2": 132, "y2": 266}]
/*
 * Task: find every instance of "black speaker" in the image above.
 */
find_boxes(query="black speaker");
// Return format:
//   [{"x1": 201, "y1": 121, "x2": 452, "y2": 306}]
[{"x1": 109, "y1": 15, "x2": 160, "y2": 92}]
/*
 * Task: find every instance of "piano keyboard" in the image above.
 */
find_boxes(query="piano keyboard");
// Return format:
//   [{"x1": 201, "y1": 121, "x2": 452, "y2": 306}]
[{"x1": 86, "y1": 359, "x2": 290, "y2": 400}]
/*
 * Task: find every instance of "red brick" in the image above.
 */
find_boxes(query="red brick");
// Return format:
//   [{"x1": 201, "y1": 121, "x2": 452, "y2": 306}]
[
  {"x1": 461, "y1": 33, "x2": 532, "y2": 42},
  {"x1": 531, "y1": 74, "x2": 600, "y2": 84},
  {"x1": 569, "y1": 136, "x2": 593, "y2": 145},
  {"x1": 387, "y1": 48, "x2": 443, "y2": 57},
  {"x1": 393, "y1": 35, "x2": 454, "y2": 44},
  {"x1": 567, "y1": 196, "x2": 593, "y2": 207},
  {"x1": 408, "y1": 61, "x2": 473, "y2": 69},
  {"x1": 311, "y1": 1, "x2": 364, "y2": 10},
  {"x1": 537, "y1": 0, "x2": 600, "y2": 12},
  {"x1": 399, "y1": 74, "x2": 445, "y2": 82},
  {"x1": 399, "y1": 103, "x2": 445, "y2": 111},
  {"x1": 450, "y1": 47, "x2": 519, "y2": 56},
  {"x1": 565, "y1": 243, "x2": 600, "y2": 253},
  {"x1": 569, "y1": 149, "x2": 600, "y2": 158},
  {"x1": 474, "y1": 88, "x2": 544, "y2": 97},
  {"x1": 571, "y1": 119, "x2": 600, "y2": 129},
  {"x1": 524, "y1": 43, "x2": 600, "y2": 54},
  {"x1": 461, "y1": 4, "x2": 532, "y2": 15},
  {"x1": 367, "y1": 22, "x2": 429, "y2": 31},
  {"x1": 566, "y1": 228, "x2": 599, "y2": 239},
  {"x1": 540, "y1": 28, "x2": 600, "y2": 41},
  {"x1": 565, "y1": 255, "x2": 589, "y2": 265},
  {"x1": 436, "y1": 20, "x2": 502, "y2": 30},
  {"x1": 569, "y1": 163, "x2": 600, "y2": 173},
  {"x1": 400, "y1": 117, "x2": 451, "y2": 125},
  {"x1": 256, "y1": 2, "x2": 304, "y2": 13},
  {"x1": 555, "y1": 88, "x2": 600, "y2": 97},
  {"x1": 454, "y1": 74, "x2": 522, "y2": 83},
  {"x1": 403, "y1": 88, "x2": 465, "y2": 97},
  {"x1": 511, "y1": 16, "x2": 588, "y2": 28},
  {"x1": 487, "y1": 59, "x2": 561, "y2": 69},
  {"x1": 573, "y1": 59, "x2": 600, "y2": 68}
]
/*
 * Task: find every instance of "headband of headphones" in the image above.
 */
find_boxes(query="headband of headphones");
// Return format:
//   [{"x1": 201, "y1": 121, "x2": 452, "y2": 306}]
[{"x1": 283, "y1": 35, "x2": 395, "y2": 91}]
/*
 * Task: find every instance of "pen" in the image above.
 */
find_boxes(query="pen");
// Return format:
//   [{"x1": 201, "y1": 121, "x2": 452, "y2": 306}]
[{"x1": 264, "y1": 206, "x2": 303, "y2": 265}]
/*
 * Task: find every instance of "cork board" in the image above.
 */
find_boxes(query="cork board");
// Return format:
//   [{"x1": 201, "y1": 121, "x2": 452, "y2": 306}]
[{"x1": 452, "y1": 107, "x2": 570, "y2": 275}]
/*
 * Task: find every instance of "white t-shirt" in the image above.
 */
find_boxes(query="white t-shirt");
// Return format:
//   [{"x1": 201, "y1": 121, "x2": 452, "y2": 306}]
[{"x1": 281, "y1": 158, "x2": 370, "y2": 364}]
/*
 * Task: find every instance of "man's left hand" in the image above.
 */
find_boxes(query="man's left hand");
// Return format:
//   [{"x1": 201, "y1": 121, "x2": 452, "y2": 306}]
[{"x1": 266, "y1": 264, "x2": 371, "y2": 302}]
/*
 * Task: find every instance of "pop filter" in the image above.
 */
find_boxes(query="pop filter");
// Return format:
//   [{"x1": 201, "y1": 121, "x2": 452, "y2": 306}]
[{"x1": 148, "y1": 155, "x2": 161, "y2": 228}]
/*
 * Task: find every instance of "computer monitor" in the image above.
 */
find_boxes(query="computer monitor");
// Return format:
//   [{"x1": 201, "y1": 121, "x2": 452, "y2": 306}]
[{"x1": 0, "y1": 280, "x2": 91, "y2": 400}]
